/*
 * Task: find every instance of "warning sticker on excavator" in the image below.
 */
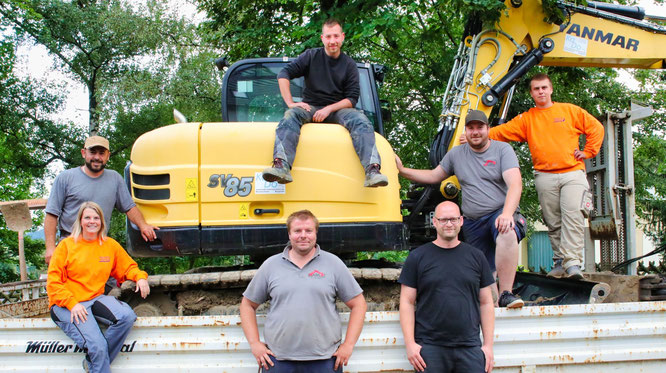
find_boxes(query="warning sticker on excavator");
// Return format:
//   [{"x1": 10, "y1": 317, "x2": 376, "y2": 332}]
[
  {"x1": 185, "y1": 178, "x2": 198, "y2": 201},
  {"x1": 239, "y1": 203, "x2": 249, "y2": 219}
]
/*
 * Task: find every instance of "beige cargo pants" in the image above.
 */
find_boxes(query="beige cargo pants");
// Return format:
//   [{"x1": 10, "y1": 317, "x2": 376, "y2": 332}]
[{"x1": 534, "y1": 169, "x2": 589, "y2": 269}]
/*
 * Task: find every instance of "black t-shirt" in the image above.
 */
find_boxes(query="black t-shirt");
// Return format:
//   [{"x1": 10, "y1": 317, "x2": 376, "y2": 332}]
[
  {"x1": 398, "y1": 242, "x2": 495, "y2": 347},
  {"x1": 277, "y1": 47, "x2": 360, "y2": 107}
]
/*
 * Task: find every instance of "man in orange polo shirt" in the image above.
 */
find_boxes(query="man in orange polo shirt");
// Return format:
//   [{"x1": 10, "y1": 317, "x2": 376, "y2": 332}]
[{"x1": 488, "y1": 73, "x2": 604, "y2": 280}]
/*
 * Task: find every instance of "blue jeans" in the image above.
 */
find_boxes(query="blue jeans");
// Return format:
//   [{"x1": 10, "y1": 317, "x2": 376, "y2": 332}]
[
  {"x1": 50, "y1": 295, "x2": 137, "y2": 373},
  {"x1": 272, "y1": 106, "x2": 381, "y2": 170},
  {"x1": 261, "y1": 356, "x2": 342, "y2": 373},
  {"x1": 419, "y1": 343, "x2": 485, "y2": 373}
]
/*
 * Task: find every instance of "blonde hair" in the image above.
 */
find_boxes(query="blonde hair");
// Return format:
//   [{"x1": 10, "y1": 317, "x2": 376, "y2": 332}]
[{"x1": 71, "y1": 201, "x2": 107, "y2": 244}]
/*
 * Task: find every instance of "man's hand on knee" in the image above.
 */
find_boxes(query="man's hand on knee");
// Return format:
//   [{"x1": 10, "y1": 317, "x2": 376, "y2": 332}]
[
  {"x1": 289, "y1": 102, "x2": 311, "y2": 112},
  {"x1": 495, "y1": 213, "x2": 514, "y2": 234}
]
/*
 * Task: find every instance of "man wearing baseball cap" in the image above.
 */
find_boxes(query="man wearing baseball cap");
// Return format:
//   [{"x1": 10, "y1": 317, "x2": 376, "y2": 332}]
[
  {"x1": 44, "y1": 135, "x2": 158, "y2": 264},
  {"x1": 396, "y1": 110, "x2": 526, "y2": 308}
]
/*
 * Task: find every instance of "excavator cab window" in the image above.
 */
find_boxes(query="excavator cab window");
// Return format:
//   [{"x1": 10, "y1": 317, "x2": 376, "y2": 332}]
[{"x1": 222, "y1": 59, "x2": 383, "y2": 133}]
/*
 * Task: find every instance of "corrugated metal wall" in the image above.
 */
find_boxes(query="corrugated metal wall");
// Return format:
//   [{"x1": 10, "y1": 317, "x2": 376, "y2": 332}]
[
  {"x1": 528, "y1": 231, "x2": 554, "y2": 272},
  {"x1": 1, "y1": 302, "x2": 665, "y2": 372}
]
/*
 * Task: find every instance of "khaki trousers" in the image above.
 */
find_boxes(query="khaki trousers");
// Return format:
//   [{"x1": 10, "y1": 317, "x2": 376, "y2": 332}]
[{"x1": 534, "y1": 170, "x2": 589, "y2": 269}]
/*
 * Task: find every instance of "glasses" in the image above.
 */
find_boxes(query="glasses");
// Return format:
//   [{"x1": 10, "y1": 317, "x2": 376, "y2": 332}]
[{"x1": 434, "y1": 216, "x2": 461, "y2": 225}]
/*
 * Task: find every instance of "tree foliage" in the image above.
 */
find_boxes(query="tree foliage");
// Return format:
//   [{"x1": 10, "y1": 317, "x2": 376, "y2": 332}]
[
  {"x1": 0, "y1": 0, "x2": 222, "y2": 279},
  {"x1": 0, "y1": 0, "x2": 175, "y2": 134},
  {"x1": 0, "y1": 40, "x2": 54, "y2": 282},
  {"x1": 630, "y1": 69, "x2": 666, "y2": 246}
]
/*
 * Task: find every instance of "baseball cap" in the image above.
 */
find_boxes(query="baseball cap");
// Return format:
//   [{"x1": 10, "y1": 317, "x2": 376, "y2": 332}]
[
  {"x1": 84, "y1": 136, "x2": 110, "y2": 150},
  {"x1": 465, "y1": 110, "x2": 489, "y2": 126}
]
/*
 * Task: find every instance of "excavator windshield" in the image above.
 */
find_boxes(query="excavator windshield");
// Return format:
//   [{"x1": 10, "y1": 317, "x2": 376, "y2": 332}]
[{"x1": 221, "y1": 58, "x2": 385, "y2": 134}]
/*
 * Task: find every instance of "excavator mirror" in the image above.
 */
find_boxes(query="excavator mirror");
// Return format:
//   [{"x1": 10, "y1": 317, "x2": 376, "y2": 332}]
[
  {"x1": 372, "y1": 64, "x2": 386, "y2": 84},
  {"x1": 214, "y1": 56, "x2": 229, "y2": 71}
]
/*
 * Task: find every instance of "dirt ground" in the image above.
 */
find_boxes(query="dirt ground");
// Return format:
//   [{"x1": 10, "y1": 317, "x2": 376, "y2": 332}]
[{"x1": 584, "y1": 272, "x2": 640, "y2": 302}]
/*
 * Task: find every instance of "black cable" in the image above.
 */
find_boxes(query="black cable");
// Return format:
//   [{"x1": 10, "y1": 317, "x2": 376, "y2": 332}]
[{"x1": 611, "y1": 242, "x2": 666, "y2": 272}]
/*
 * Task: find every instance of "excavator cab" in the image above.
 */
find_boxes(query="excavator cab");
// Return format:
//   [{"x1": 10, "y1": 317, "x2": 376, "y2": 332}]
[{"x1": 125, "y1": 58, "x2": 406, "y2": 261}]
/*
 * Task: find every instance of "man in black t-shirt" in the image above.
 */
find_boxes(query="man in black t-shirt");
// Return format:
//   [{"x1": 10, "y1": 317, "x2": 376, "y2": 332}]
[
  {"x1": 399, "y1": 201, "x2": 495, "y2": 372},
  {"x1": 262, "y1": 18, "x2": 388, "y2": 188}
]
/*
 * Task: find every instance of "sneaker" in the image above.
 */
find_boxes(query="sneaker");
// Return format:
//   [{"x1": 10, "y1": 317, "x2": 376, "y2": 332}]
[
  {"x1": 262, "y1": 158, "x2": 292, "y2": 184},
  {"x1": 566, "y1": 265, "x2": 584, "y2": 280},
  {"x1": 547, "y1": 259, "x2": 566, "y2": 278},
  {"x1": 364, "y1": 164, "x2": 388, "y2": 187},
  {"x1": 498, "y1": 291, "x2": 524, "y2": 308}
]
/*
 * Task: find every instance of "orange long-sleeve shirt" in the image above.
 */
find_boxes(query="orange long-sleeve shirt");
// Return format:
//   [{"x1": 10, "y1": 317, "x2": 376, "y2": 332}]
[
  {"x1": 47, "y1": 236, "x2": 148, "y2": 310},
  {"x1": 489, "y1": 102, "x2": 604, "y2": 173}
]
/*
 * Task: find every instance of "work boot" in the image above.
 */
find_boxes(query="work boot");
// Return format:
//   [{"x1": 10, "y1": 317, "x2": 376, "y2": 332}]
[
  {"x1": 547, "y1": 259, "x2": 566, "y2": 278},
  {"x1": 82, "y1": 356, "x2": 90, "y2": 373},
  {"x1": 364, "y1": 164, "x2": 388, "y2": 187},
  {"x1": 498, "y1": 291, "x2": 524, "y2": 308},
  {"x1": 566, "y1": 265, "x2": 584, "y2": 280},
  {"x1": 262, "y1": 158, "x2": 292, "y2": 184}
]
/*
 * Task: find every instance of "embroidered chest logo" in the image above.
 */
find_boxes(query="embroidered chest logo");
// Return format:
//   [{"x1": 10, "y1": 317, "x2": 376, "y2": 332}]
[
  {"x1": 483, "y1": 160, "x2": 496, "y2": 166},
  {"x1": 99, "y1": 256, "x2": 110, "y2": 263},
  {"x1": 309, "y1": 270, "x2": 325, "y2": 279},
  {"x1": 554, "y1": 117, "x2": 566, "y2": 123}
]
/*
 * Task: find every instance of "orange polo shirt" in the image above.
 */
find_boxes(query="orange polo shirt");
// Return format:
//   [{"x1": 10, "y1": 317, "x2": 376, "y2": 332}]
[
  {"x1": 489, "y1": 102, "x2": 604, "y2": 173},
  {"x1": 47, "y1": 236, "x2": 148, "y2": 310}
]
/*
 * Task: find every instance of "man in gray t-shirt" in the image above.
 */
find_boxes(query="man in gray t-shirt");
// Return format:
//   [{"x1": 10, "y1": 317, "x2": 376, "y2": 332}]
[
  {"x1": 240, "y1": 210, "x2": 367, "y2": 372},
  {"x1": 396, "y1": 110, "x2": 525, "y2": 308},
  {"x1": 44, "y1": 136, "x2": 158, "y2": 264}
]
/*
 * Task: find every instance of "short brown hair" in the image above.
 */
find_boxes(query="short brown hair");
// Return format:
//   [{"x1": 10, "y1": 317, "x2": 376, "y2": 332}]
[
  {"x1": 530, "y1": 73, "x2": 552, "y2": 86},
  {"x1": 323, "y1": 18, "x2": 343, "y2": 31},
  {"x1": 286, "y1": 210, "x2": 319, "y2": 232}
]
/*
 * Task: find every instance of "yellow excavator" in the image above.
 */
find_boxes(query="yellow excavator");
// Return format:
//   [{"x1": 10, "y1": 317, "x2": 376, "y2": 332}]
[{"x1": 126, "y1": 0, "x2": 665, "y2": 264}]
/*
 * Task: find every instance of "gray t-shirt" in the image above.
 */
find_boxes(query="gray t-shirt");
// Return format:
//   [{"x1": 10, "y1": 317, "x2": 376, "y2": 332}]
[
  {"x1": 45, "y1": 167, "x2": 136, "y2": 233},
  {"x1": 243, "y1": 245, "x2": 363, "y2": 360},
  {"x1": 440, "y1": 140, "x2": 519, "y2": 219}
]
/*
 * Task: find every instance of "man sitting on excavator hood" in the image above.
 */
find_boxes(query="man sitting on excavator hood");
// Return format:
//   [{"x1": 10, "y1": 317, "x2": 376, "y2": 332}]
[{"x1": 262, "y1": 18, "x2": 388, "y2": 187}]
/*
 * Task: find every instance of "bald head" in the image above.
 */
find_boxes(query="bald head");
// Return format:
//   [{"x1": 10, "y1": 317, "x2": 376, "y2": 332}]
[
  {"x1": 435, "y1": 201, "x2": 461, "y2": 217},
  {"x1": 432, "y1": 201, "x2": 463, "y2": 247}
]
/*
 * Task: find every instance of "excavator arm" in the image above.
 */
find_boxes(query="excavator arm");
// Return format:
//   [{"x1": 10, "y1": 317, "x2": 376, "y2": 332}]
[{"x1": 432, "y1": 0, "x2": 666, "y2": 197}]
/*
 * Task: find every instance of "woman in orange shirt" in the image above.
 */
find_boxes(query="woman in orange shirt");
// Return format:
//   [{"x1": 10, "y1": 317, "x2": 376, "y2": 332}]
[{"x1": 47, "y1": 201, "x2": 150, "y2": 373}]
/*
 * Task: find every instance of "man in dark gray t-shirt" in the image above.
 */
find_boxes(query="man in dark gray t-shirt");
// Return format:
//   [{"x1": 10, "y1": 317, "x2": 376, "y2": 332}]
[
  {"x1": 240, "y1": 210, "x2": 367, "y2": 372},
  {"x1": 261, "y1": 18, "x2": 388, "y2": 188},
  {"x1": 44, "y1": 136, "x2": 158, "y2": 264},
  {"x1": 396, "y1": 110, "x2": 525, "y2": 309}
]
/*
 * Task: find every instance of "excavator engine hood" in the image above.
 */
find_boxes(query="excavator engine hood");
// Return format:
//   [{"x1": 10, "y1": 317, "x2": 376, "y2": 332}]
[{"x1": 125, "y1": 122, "x2": 405, "y2": 259}]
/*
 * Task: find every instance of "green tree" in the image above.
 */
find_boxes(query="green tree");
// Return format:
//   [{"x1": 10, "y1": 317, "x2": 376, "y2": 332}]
[
  {"x1": 1, "y1": 1, "x2": 220, "y2": 276},
  {"x1": 0, "y1": 40, "x2": 57, "y2": 282},
  {"x1": 0, "y1": 0, "x2": 174, "y2": 134},
  {"x1": 631, "y1": 69, "x2": 666, "y2": 247}
]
